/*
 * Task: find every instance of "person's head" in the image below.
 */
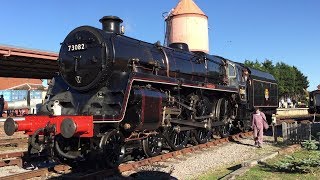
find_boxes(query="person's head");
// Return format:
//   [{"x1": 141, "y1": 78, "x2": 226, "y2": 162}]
[
  {"x1": 0, "y1": 95, "x2": 3, "y2": 98},
  {"x1": 255, "y1": 107, "x2": 260, "y2": 114},
  {"x1": 243, "y1": 69, "x2": 249, "y2": 75}
]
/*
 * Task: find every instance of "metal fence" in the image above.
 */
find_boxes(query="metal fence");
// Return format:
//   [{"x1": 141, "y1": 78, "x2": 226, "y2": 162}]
[{"x1": 282, "y1": 121, "x2": 312, "y2": 144}]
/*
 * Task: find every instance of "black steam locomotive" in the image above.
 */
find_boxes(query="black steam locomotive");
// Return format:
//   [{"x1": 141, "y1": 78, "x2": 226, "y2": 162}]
[
  {"x1": 4, "y1": 16, "x2": 278, "y2": 166},
  {"x1": 309, "y1": 90, "x2": 320, "y2": 114}
]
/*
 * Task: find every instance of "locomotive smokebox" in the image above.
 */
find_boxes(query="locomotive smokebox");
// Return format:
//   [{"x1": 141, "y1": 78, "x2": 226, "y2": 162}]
[{"x1": 99, "y1": 16, "x2": 123, "y2": 34}]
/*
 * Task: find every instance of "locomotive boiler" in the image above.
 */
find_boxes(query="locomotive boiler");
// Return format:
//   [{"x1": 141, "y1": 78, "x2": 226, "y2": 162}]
[{"x1": 4, "y1": 16, "x2": 278, "y2": 166}]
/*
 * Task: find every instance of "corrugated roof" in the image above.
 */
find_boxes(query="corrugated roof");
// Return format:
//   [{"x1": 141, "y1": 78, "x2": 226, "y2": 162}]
[
  {"x1": 0, "y1": 44, "x2": 58, "y2": 79},
  {"x1": 0, "y1": 45, "x2": 58, "y2": 60},
  {"x1": 171, "y1": 0, "x2": 206, "y2": 16}
]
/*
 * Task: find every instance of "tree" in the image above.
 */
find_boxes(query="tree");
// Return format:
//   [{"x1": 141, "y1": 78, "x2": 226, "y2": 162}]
[{"x1": 262, "y1": 59, "x2": 274, "y2": 73}]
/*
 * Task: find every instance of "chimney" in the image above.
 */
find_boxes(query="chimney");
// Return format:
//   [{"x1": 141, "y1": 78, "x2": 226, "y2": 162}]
[{"x1": 99, "y1": 16, "x2": 123, "y2": 34}]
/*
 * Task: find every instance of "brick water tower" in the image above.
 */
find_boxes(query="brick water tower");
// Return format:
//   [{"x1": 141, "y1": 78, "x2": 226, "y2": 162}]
[{"x1": 165, "y1": 0, "x2": 209, "y2": 53}]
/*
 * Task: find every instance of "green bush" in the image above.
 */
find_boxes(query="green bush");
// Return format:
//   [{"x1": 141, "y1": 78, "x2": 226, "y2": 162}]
[
  {"x1": 273, "y1": 152, "x2": 320, "y2": 173},
  {"x1": 301, "y1": 140, "x2": 318, "y2": 151}
]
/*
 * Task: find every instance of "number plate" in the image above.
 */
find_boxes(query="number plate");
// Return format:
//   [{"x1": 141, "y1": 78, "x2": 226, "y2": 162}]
[{"x1": 68, "y1": 43, "x2": 86, "y2": 52}]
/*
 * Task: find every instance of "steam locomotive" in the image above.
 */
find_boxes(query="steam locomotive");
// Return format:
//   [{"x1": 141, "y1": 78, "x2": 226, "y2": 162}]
[
  {"x1": 309, "y1": 90, "x2": 320, "y2": 114},
  {"x1": 4, "y1": 16, "x2": 278, "y2": 166}
]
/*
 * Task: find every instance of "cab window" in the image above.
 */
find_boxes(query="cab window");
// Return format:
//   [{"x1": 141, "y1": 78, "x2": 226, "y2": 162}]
[
  {"x1": 315, "y1": 94, "x2": 320, "y2": 106},
  {"x1": 228, "y1": 64, "x2": 236, "y2": 77}
]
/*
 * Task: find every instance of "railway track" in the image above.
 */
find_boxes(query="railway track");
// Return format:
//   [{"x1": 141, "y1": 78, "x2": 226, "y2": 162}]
[
  {"x1": 0, "y1": 151, "x2": 25, "y2": 168},
  {"x1": 0, "y1": 164, "x2": 70, "y2": 180},
  {"x1": 0, "y1": 138, "x2": 28, "y2": 148},
  {"x1": 0, "y1": 131, "x2": 252, "y2": 179},
  {"x1": 0, "y1": 138, "x2": 28, "y2": 168}
]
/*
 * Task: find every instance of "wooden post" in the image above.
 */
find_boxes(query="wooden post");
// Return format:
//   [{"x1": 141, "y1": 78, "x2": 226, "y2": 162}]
[
  {"x1": 288, "y1": 122, "x2": 292, "y2": 144},
  {"x1": 272, "y1": 123, "x2": 278, "y2": 143},
  {"x1": 297, "y1": 124, "x2": 301, "y2": 144},
  {"x1": 306, "y1": 123, "x2": 309, "y2": 141},
  {"x1": 282, "y1": 122, "x2": 287, "y2": 144},
  {"x1": 300, "y1": 124, "x2": 303, "y2": 144},
  {"x1": 294, "y1": 122, "x2": 298, "y2": 144},
  {"x1": 272, "y1": 114, "x2": 277, "y2": 143},
  {"x1": 302, "y1": 123, "x2": 305, "y2": 141},
  {"x1": 308, "y1": 122, "x2": 312, "y2": 141}
]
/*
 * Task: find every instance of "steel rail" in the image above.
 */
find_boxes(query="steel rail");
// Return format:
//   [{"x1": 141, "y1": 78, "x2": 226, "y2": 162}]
[
  {"x1": 0, "y1": 132, "x2": 253, "y2": 179},
  {"x1": 69, "y1": 131, "x2": 253, "y2": 179}
]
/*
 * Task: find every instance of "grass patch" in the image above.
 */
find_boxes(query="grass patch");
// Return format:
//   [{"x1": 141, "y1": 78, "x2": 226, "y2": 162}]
[
  {"x1": 198, "y1": 150, "x2": 320, "y2": 180},
  {"x1": 196, "y1": 163, "x2": 241, "y2": 180},
  {"x1": 238, "y1": 150, "x2": 320, "y2": 180}
]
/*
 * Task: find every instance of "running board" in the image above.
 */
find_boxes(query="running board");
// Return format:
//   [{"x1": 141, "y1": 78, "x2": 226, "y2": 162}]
[
  {"x1": 169, "y1": 119, "x2": 225, "y2": 129},
  {"x1": 170, "y1": 119, "x2": 207, "y2": 128}
]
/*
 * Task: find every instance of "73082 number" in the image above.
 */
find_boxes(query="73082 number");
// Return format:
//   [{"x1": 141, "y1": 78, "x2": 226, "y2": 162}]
[{"x1": 68, "y1": 44, "x2": 86, "y2": 51}]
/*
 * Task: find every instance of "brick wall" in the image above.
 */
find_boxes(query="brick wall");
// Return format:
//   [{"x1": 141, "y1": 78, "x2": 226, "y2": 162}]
[{"x1": 0, "y1": 77, "x2": 42, "y2": 90}]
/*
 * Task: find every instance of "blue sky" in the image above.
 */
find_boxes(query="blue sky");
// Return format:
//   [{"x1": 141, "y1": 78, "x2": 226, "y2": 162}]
[{"x1": 1, "y1": 0, "x2": 319, "y2": 90}]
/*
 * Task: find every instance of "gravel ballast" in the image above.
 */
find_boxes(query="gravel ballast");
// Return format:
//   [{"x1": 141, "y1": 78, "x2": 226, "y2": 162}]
[{"x1": 122, "y1": 136, "x2": 281, "y2": 179}]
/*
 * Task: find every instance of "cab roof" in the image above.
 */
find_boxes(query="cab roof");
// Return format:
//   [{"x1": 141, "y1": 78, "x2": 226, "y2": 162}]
[{"x1": 248, "y1": 67, "x2": 277, "y2": 83}]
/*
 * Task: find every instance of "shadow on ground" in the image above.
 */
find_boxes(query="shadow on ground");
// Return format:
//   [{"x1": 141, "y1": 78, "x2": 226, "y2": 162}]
[{"x1": 49, "y1": 165, "x2": 178, "y2": 180}]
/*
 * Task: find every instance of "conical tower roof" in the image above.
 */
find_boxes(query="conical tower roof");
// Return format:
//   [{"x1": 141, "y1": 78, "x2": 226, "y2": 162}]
[{"x1": 171, "y1": 0, "x2": 206, "y2": 16}]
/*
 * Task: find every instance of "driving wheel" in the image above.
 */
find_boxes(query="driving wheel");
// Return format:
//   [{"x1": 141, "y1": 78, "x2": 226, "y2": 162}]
[{"x1": 167, "y1": 127, "x2": 190, "y2": 151}]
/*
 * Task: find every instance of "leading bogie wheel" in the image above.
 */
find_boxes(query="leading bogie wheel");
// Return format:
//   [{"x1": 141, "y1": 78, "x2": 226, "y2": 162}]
[
  {"x1": 99, "y1": 129, "x2": 125, "y2": 167},
  {"x1": 142, "y1": 134, "x2": 163, "y2": 157}
]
